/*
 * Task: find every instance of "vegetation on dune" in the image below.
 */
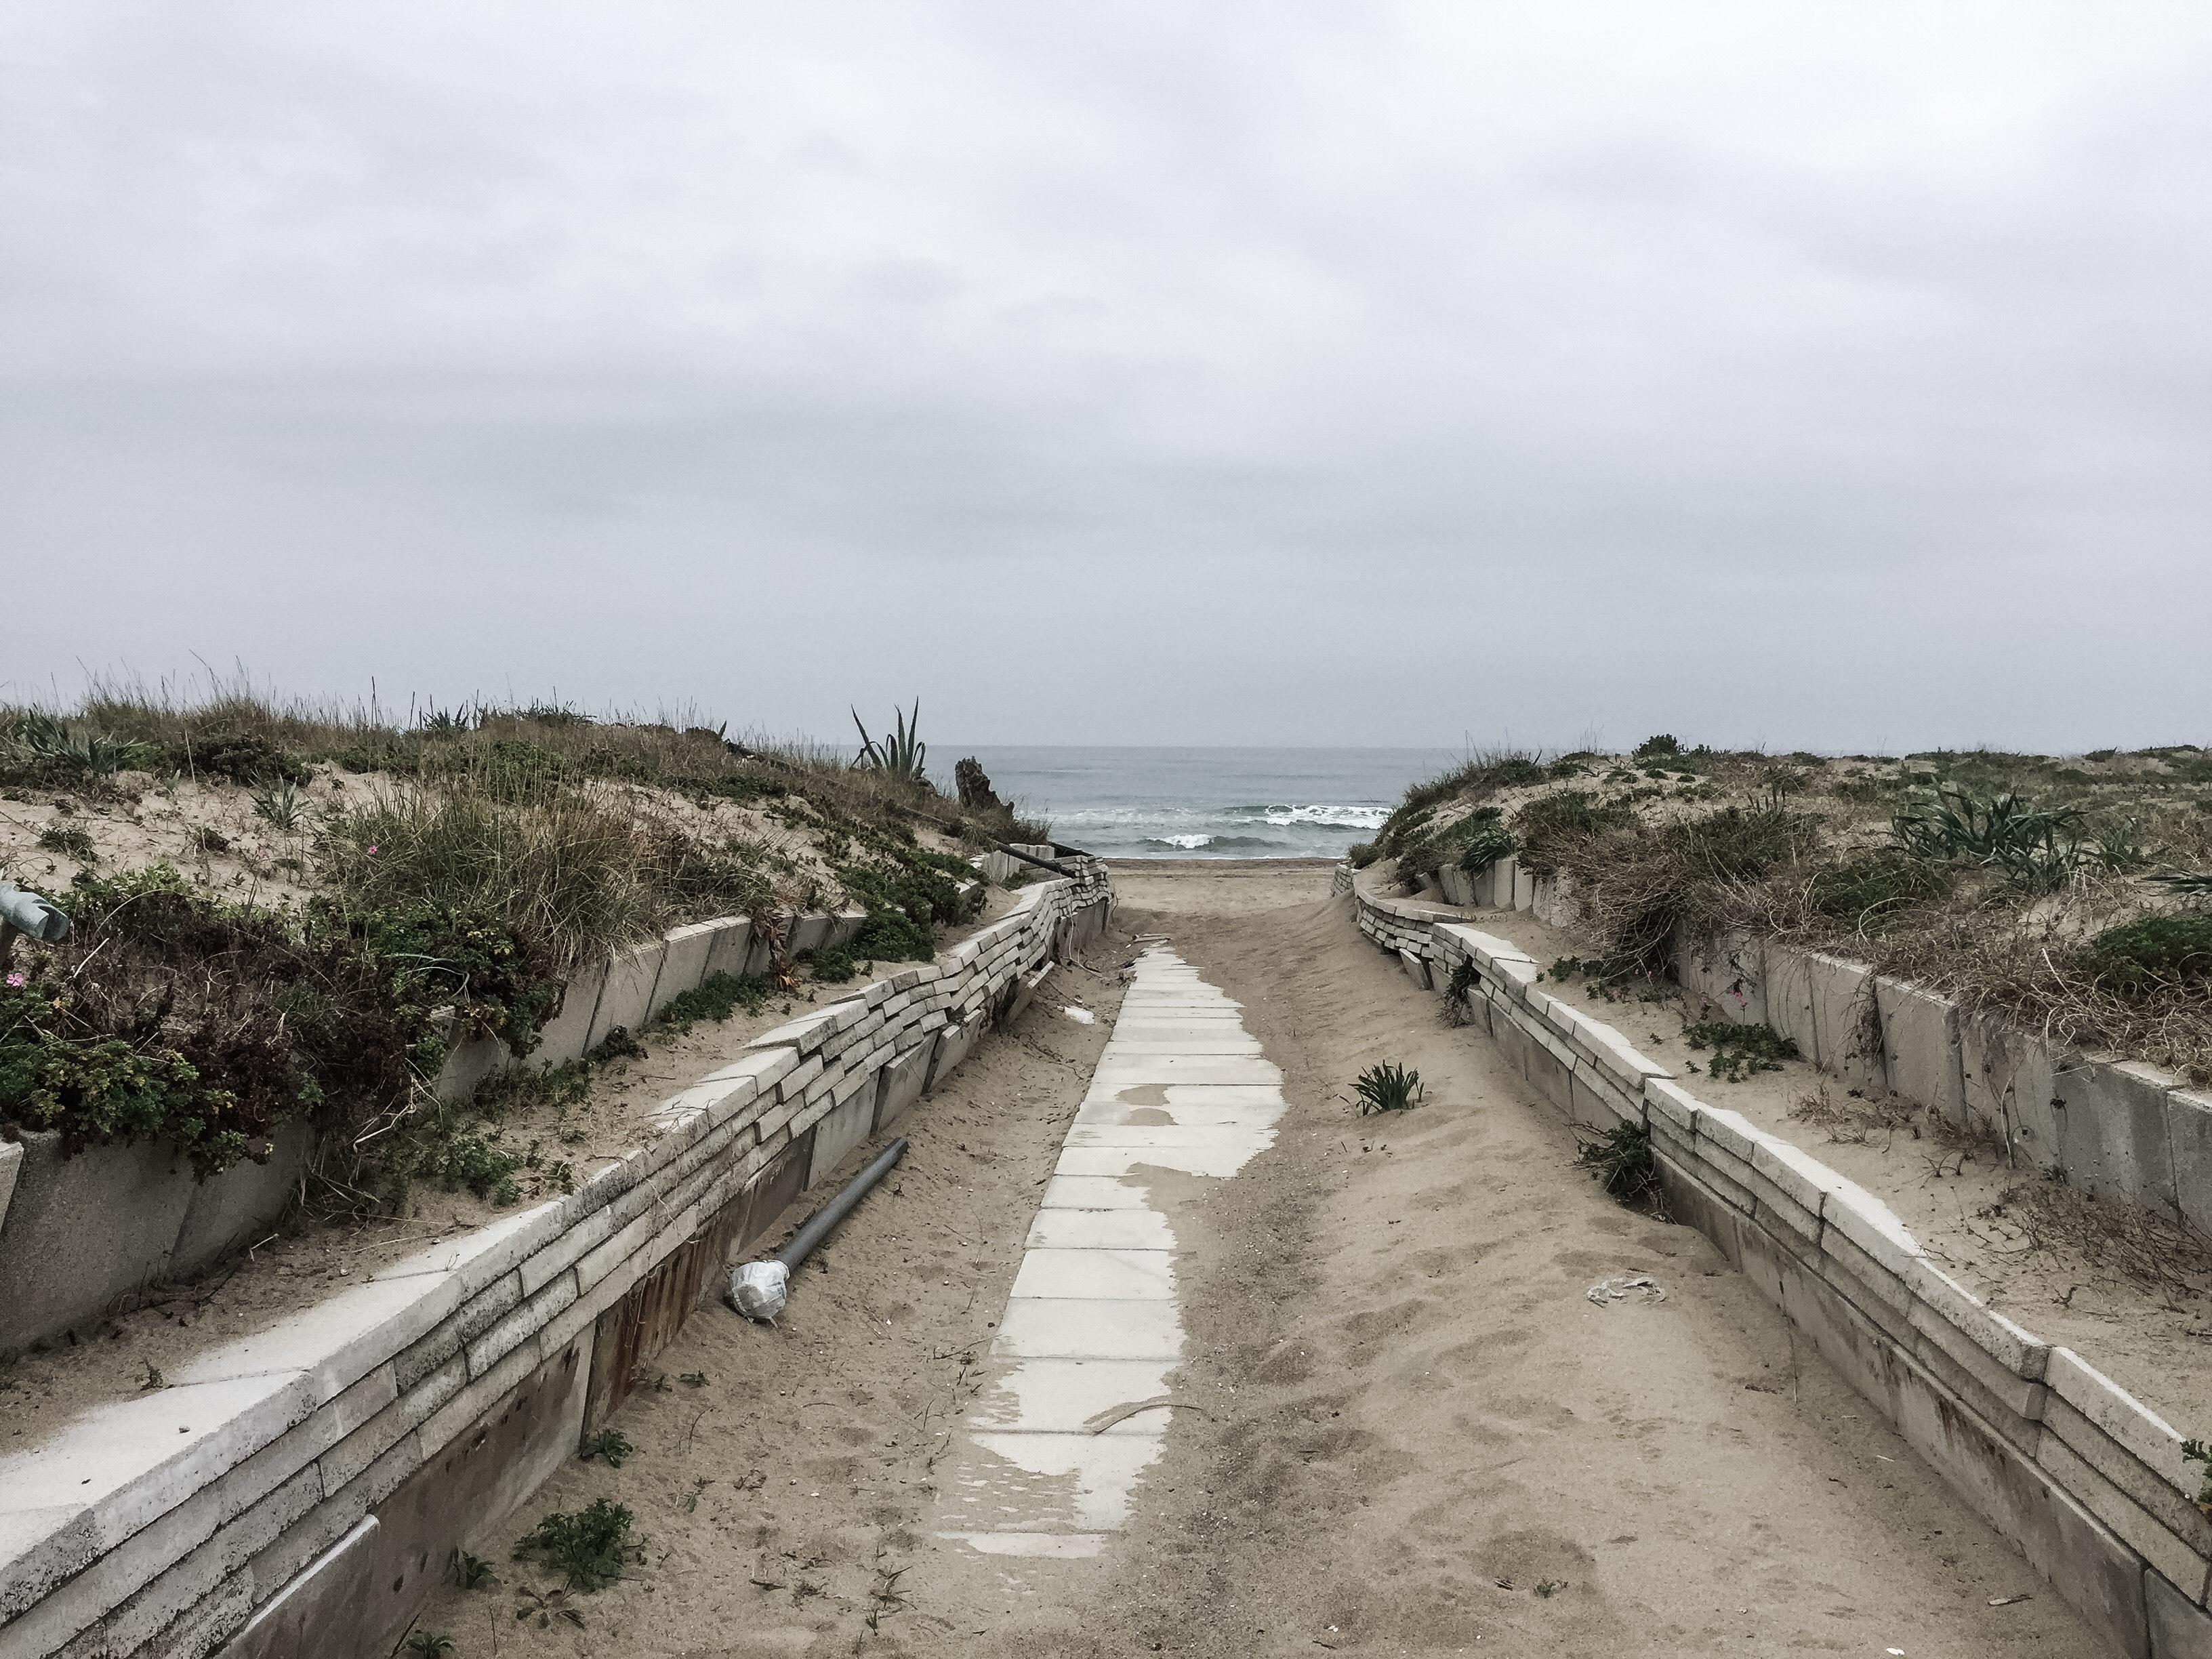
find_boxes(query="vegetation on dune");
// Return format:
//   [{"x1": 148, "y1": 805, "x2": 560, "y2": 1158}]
[
  {"x1": 0, "y1": 678, "x2": 1023, "y2": 1194},
  {"x1": 1366, "y1": 737, "x2": 2212, "y2": 1082}
]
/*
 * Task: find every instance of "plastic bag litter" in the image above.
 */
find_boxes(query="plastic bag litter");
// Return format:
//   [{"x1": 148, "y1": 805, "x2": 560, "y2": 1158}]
[
  {"x1": 730, "y1": 1260, "x2": 790, "y2": 1323},
  {"x1": 1586, "y1": 1274, "x2": 1666, "y2": 1307}
]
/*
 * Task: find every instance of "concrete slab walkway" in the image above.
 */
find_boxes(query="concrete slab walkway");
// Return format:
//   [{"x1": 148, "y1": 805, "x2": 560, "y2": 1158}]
[{"x1": 931, "y1": 945, "x2": 1285, "y2": 1558}]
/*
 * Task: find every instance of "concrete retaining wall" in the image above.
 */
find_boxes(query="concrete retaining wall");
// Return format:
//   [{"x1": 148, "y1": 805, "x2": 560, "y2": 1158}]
[
  {"x1": 0, "y1": 899, "x2": 908, "y2": 1359},
  {"x1": 0, "y1": 863, "x2": 1113, "y2": 1659},
  {"x1": 1347, "y1": 867, "x2": 2212, "y2": 1659}
]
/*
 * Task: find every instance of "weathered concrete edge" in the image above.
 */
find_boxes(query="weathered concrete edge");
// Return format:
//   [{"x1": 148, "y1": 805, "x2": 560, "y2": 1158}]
[{"x1": 1348, "y1": 868, "x2": 2211, "y2": 1659}]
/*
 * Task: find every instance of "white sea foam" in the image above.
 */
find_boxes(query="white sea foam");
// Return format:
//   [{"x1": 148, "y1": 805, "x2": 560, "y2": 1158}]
[
  {"x1": 1153, "y1": 834, "x2": 1215, "y2": 849},
  {"x1": 1248, "y1": 804, "x2": 1389, "y2": 830}
]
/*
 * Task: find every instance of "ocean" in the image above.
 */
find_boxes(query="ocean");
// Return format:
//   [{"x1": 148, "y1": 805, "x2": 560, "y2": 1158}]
[{"x1": 947, "y1": 746, "x2": 1458, "y2": 860}]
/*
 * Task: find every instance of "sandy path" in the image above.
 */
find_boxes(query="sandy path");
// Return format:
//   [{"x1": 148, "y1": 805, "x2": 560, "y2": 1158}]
[{"x1": 412, "y1": 867, "x2": 2104, "y2": 1657}]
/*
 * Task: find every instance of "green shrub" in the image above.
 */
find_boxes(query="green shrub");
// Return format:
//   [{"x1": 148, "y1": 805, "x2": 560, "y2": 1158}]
[
  {"x1": 1576, "y1": 1121, "x2": 1656, "y2": 1200},
  {"x1": 1511, "y1": 792, "x2": 1637, "y2": 876},
  {"x1": 655, "y1": 970, "x2": 775, "y2": 1029},
  {"x1": 1633, "y1": 735, "x2": 1681, "y2": 760},
  {"x1": 1351, "y1": 1061, "x2": 1422, "y2": 1113},
  {"x1": 2086, "y1": 915, "x2": 2212, "y2": 993},
  {"x1": 1683, "y1": 1020, "x2": 1800, "y2": 1082},
  {"x1": 1807, "y1": 853, "x2": 1954, "y2": 926},
  {"x1": 513, "y1": 1498, "x2": 636, "y2": 1592},
  {"x1": 802, "y1": 944, "x2": 859, "y2": 983},
  {"x1": 1347, "y1": 841, "x2": 1379, "y2": 868},
  {"x1": 182, "y1": 730, "x2": 310, "y2": 786},
  {"x1": 37, "y1": 825, "x2": 96, "y2": 861}
]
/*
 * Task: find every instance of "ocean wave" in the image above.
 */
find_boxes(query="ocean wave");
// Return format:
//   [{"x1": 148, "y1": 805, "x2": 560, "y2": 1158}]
[
  {"x1": 1138, "y1": 834, "x2": 1286, "y2": 853},
  {"x1": 1151, "y1": 834, "x2": 1216, "y2": 849},
  {"x1": 1209, "y1": 804, "x2": 1389, "y2": 830}
]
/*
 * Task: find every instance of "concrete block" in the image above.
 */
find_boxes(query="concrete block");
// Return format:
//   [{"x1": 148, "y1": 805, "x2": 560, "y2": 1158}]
[
  {"x1": 0, "y1": 1139, "x2": 19, "y2": 1238},
  {"x1": 0, "y1": 1370, "x2": 316, "y2": 1621},
  {"x1": 649, "y1": 921, "x2": 719, "y2": 1020},
  {"x1": 1397, "y1": 947, "x2": 1432, "y2": 991},
  {"x1": 2053, "y1": 1057, "x2": 2182, "y2": 1213},
  {"x1": 926, "y1": 1011, "x2": 986, "y2": 1093},
  {"x1": 2171, "y1": 1088, "x2": 2212, "y2": 1237},
  {"x1": 1762, "y1": 942, "x2": 1822, "y2": 1080},
  {"x1": 175, "y1": 1271, "x2": 466, "y2": 1406},
  {"x1": 1675, "y1": 929, "x2": 1767, "y2": 1026},
  {"x1": 2148, "y1": 1567, "x2": 2212, "y2": 1658},
  {"x1": 220, "y1": 1515, "x2": 379, "y2": 1659},
  {"x1": 173, "y1": 1121, "x2": 314, "y2": 1273},
  {"x1": 349, "y1": 1336, "x2": 590, "y2": 1659},
  {"x1": 1568, "y1": 1067, "x2": 1638, "y2": 1132},
  {"x1": 2047, "y1": 1346, "x2": 2197, "y2": 1497},
  {"x1": 1906, "y1": 1261, "x2": 2049, "y2": 1380},
  {"x1": 1907, "y1": 1309, "x2": 2047, "y2": 1451},
  {"x1": 1882, "y1": 1345, "x2": 2151, "y2": 1658},
  {"x1": 1805, "y1": 951, "x2": 1887, "y2": 1093},
  {"x1": 827, "y1": 906, "x2": 869, "y2": 950},
  {"x1": 1510, "y1": 859, "x2": 1536, "y2": 909},
  {"x1": 0, "y1": 1130, "x2": 199, "y2": 1355},
  {"x1": 2043, "y1": 1394, "x2": 2212, "y2": 1574},
  {"x1": 699, "y1": 915, "x2": 754, "y2": 981},
  {"x1": 1644, "y1": 1076, "x2": 1701, "y2": 1135},
  {"x1": 1820, "y1": 1179, "x2": 1925, "y2": 1282},
  {"x1": 1875, "y1": 976, "x2": 1967, "y2": 1124},
  {"x1": 807, "y1": 1090, "x2": 878, "y2": 1189},
  {"x1": 525, "y1": 954, "x2": 606, "y2": 1071},
  {"x1": 432, "y1": 1031, "x2": 512, "y2": 1105},
  {"x1": 1522, "y1": 1023, "x2": 1575, "y2": 1114},
  {"x1": 2038, "y1": 1430, "x2": 2211, "y2": 1605},
  {"x1": 1436, "y1": 864, "x2": 1473, "y2": 906},
  {"x1": 585, "y1": 941, "x2": 664, "y2": 1051},
  {"x1": 788, "y1": 912, "x2": 832, "y2": 959},
  {"x1": 1961, "y1": 1010, "x2": 2064, "y2": 1165},
  {"x1": 875, "y1": 1043, "x2": 931, "y2": 1132},
  {"x1": 1650, "y1": 1149, "x2": 1743, "y2": 1268}
]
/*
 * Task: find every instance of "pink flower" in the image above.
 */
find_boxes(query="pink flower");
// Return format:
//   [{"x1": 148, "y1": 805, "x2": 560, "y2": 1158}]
[
  {"x1": 366, "y1": 844, "x2": 379, "y2": 855},
  {"x1": 5, "y1": 972, "x2": 24, "y2": 988}
]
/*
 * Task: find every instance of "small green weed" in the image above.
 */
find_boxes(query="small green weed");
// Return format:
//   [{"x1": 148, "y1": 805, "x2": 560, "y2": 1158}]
[
  {"x1": 1351, "y1": 1062, "x2": 1423, "y2": 1114},
  {"x1": 138, "y1": 1361, "x2": 164, "y2": 1391},
  {"x1": 1683, "y1": 1021, "x2": 1800, "y2": 1082},
  {"x1": 451, "y1": 1549, "x2": 498, "y2": 1589},
  {"x1": 655, "y1": 970, "x2": 775, "y2": 1030},
  {"x1": 37, "y1": 825, "x2": 96, "y2": 861},
  {"x1": 1576, "y1": 1121, "x2": 1656, "y2": 1202},
  {"x1": 579, "y1": 1428, "x2": 632, "y2": 1467},
  {"x1": 2086, "y1": 914, "x2": 2212, "y2": 993},
  {"x1": 2181, "y1": 1439, "x2": 2212, "y2": 1514},
  {"x1": 1534, "y1": 1578, "x2": 1567, "y2": 1599},
  {"x1": 514, "y1": 1497, "x2": 636, "y2": 1591},
  {"x1": 678, "y1": 1371, "x2": 708, "y2": 1387},
  {"x1": 250, "y1": 777, "x2": 308, "y2": 830},
  {"x1": 403, "y1": 1634, "x2": 453, "y2": 1657}
]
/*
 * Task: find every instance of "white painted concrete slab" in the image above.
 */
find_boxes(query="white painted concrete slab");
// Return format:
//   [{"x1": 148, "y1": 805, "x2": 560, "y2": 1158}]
[
  {"x1": 937, "y1": 945, "x2": 1286, "y2": 1565},
  {"x1": 1010, "y1": 1248, "x2": 1176, "y2": 1301}
]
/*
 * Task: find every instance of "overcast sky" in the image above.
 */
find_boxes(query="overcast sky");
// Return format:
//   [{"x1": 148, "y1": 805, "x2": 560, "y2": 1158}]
[{"x1": 4, "y1": 4, "x2": 2208, "y2": 754}]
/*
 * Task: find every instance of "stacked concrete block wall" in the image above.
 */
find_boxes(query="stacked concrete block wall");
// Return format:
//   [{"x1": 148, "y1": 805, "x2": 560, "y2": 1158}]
[
  {"x1": 1364, "y1": 853, "x2": 2212, "y2": 1242},
  {"x1": 1347, "y1": 867, "x2": 2212, "y2": 1658},
  {"x1": 0, "y1": 860, "x2": 1113, "y2": 1659}
]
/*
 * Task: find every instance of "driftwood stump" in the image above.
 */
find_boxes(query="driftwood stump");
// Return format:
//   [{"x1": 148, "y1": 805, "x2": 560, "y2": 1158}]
[{"x1": 955, "y1": 757, "x2": 1004, "y2": 813}]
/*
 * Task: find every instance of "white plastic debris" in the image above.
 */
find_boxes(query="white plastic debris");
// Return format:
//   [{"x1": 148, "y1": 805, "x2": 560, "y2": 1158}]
[
  {"x1": 731, "y1": 1260, "x2": 790, "y2": 1323},
  {"x1": 1061, "y1": 1004, "x2": 1095, "y2": 1025},
  {"x1": 1586, "y1": 1274, "x2": 1666, "y2": 1307}
]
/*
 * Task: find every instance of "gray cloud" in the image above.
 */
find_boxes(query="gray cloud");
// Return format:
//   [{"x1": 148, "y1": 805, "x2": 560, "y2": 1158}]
[{"x1": 4, "y1": 2, "x2": 2209, "y2": 752}]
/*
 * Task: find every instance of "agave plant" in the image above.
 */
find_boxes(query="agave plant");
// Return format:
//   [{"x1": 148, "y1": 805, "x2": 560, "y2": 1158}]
[
  {"x1": 2149, "y1": 871, "x2": 2212, "y2": 900},
  {"x1": 251, "y1": 776, "x2": 308, "y2": 831},
  {"x1": 1351, "y1": 1061, "x2": 1423, "y2": 1114},
  {"x1": 1889, "y1": 785, "x2": 2108, "y2": 890},
  {"x1": 852, "y1": 700, "x2": 927, "y2": 783},
  {"x1": 9, "y1": 712, "x2": 149, "y2": 775}
]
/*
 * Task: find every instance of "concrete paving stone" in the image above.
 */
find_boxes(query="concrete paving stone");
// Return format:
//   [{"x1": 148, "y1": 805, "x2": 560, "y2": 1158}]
[
  {"x1": 1101, "y1": 1038, "x2": 1267, "y2": 1056},
  {"x1": 1073, "y1": 1100, "x2": 1282, "y2": 1130},
  {"x1": 1039, "y1": 1176, "x2": 1153, "y2": 1210},
  {"x1": 1906, "y1": 1306, "x2": 2049, "y2": 1438},
  {"x1": 964, "y1": 1433, "x2": 1168, "y2": 1533},
  {"x1": 463, "y1": 1271, "x2": 578, "y2": 1378},
  {"x1": 698, "y1": 915, "x2": 752, "y2": 982},
  {"x1": 1024, "y1": 1209, "x2": 1177, "y2": 1251},
  {"x1": 992, "y1": 1296, "x2": 1183, "y2": 1359},
  {"x1": 1054, "y1": 1140, "x2": 1275, "y2": 1180},
  {"x1": 1010, "y1": 1248, "x2": 1177, "y2": 1301},
  {"x1": 1398, "y1": 947, "x2": 1433, "y2": 989},
  {"x1": 966, "y1": 1358, "x2": 1181, "y2": 1437},
  {"x1": 1643, "y1": 1076, "x2": 1702, "y2": 1134},
  {"x1": 874, "y1": 1042, "x2": 932, "y2": 1133},
  {"x1": 1875, "y1": 975, "x2": 1968, "y2": 1124},
  {"x1": 2053, "y1": 1056, "x2": 2182, "y2": 1212},
  {"x1": 807, "y1": 1091, "x2": 878, "y2": 1188},
  {"x1": 1750, "y1": 1136, "x2": 1854, "y2": 1218},
  {"x1": 1090, "y1": 1059, "x2": 1282, "y2": 1086}
]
